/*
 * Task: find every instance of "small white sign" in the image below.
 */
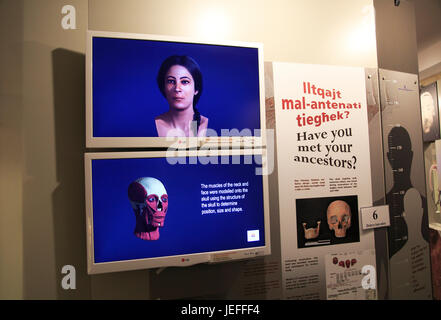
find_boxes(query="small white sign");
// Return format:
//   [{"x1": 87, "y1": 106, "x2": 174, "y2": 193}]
[
  {"x1": 247, "y1": 230, "x2": 260, "y2": 242},
  {"x1": 360, "y1": 205, "x2": 390, "y2": 230}
]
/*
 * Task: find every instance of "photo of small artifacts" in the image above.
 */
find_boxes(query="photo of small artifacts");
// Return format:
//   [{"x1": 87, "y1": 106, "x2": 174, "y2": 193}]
[
  {"x1": 420, "y1": 82, "x2": 440, "y2": 142},
  {"x1": 296, "y1": 195, "x2": 360, "y2": 248}
]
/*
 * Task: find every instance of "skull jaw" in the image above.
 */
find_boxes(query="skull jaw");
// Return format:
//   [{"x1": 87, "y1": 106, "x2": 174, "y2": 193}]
[
  {"x1": 333, "y1": 229, "x2": 348, "y2": 238},
  {"x1": 134, "y1": 223, "x2": 161, "y2": 241},
  {"x1": 135, "y1": 229, "x2": 160, "y2": 241},
  {"x1": 150, "y1": 214, "x2": 165, "y2": 228},
  {"x1": 303, "y1": 221, "x2": 321, "y2": 240},
  {"x1": 304, "y1": 228, "x2": 320, "y2": 239},
  {"x1": 147, "y1": 206, "x2": 166, "y2": 228},
  {"x1": 133, "y1": 209, "x2": 166, "y2": 241}
]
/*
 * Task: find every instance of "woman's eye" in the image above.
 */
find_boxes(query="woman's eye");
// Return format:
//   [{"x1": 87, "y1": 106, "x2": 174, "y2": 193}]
[
  {"x1": 161, "y1": 196, "x2": 168, "y2": 202},
  {"x1": 166, "y1": 79, "x2": 175, "y2": 85},
  {"x1": 148, "y1": 197, "x2": 156, "y2": 202},
  {"x1": 181, "y1": 80, "x2": 190, "y2": 85}
]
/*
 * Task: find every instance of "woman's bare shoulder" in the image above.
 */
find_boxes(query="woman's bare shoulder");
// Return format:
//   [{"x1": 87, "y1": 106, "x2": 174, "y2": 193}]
[
  {"x1": 200, "y1": 115, "x2": 208, "y2": 125},
  {"x1": 155, "y1": 113, "x2": 169, "y2": 123},
  {"x1": 155, "y1": 114, "x2": 173, "y2": 137}
]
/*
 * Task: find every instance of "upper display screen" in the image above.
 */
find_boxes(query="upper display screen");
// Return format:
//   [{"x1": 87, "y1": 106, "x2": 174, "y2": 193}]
[{"x1": 86, "y1": 31, "x2": 265, "y2": 147}]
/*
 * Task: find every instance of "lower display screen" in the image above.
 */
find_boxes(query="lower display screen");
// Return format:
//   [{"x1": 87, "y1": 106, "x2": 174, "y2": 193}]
[{"x1": 91, "y1": 154, "x2": 266, "y2": 264}]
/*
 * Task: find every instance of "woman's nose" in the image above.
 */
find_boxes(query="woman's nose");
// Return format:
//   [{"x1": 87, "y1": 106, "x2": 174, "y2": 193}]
[{"x1": 174, "y1": 83, "x2": 182, "y2": 91}]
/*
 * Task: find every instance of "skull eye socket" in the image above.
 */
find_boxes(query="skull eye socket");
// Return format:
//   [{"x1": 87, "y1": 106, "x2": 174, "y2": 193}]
[
  {"x1": 161, "y1": 195, "x2": 168, "y2": 203},
  {"x1": 342, "y1": 215, "x2": 350, "y2": 223},
  {"x1": 147, "y1": 195, "x2": 158, "y2": 203},
  {"x1": 329, "y1": 216, "x2": 338, "y2": 224}
]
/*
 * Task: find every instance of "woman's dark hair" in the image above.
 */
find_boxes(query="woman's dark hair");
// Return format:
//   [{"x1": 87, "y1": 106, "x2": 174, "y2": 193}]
[{"x1": 157, "y1": 55, "x2": 203, "y2": 135}]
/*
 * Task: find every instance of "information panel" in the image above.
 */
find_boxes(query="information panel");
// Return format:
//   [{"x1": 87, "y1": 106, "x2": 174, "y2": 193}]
[{"x1": 273, "y1": 62, "x2": 377, "y2": 299}]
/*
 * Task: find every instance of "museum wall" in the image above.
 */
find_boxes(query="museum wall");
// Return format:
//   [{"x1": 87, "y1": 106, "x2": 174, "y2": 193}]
[
  {"x1": 0, "y1": 0, "x2": 24, "y2": 300},
  {"x1": 374, "y1": 0, "x2": 419, "y2": 74},
  {"x1": 3, "y1": 0, "x2": 418, "y2": 299},
  {"x1": 1, "y1": 0, "x2": 91, "y2": 300},
  {"x1": 417, "y1": 0, "x2": 441, "y2": 81}
]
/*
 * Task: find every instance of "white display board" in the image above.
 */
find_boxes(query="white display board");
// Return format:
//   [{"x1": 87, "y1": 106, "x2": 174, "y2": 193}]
[{"x1": 273, "y1": 62, "x2": 377, "y2": 299}]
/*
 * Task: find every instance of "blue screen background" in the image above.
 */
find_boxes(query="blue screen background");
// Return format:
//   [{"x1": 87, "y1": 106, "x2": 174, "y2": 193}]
[
  {"x1": 92, "y1": 37, "x2": 261, "y2": 137},
  {"x1": 91, "y1": 155, "x2": 265, "y2": 263}
]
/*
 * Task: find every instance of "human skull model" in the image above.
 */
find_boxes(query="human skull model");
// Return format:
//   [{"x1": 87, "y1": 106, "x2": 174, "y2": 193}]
[
  {"x1": 302, "y1": 221, "x2": 321, "y2": 239},
  {"x1": 128, "y1": 177, "x2": 168, "y2": 241},
  {"x1": 326, "y1": 200, "x2": 351, "y2": 238}
]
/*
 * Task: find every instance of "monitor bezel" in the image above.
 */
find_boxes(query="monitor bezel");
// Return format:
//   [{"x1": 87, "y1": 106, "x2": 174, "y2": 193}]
[
  {"x1": 84, "y1": 148, "x2": 271, "y2": 274},
  {"x1": 86, "y1": 30, "x2": 267, "y2": 149}
]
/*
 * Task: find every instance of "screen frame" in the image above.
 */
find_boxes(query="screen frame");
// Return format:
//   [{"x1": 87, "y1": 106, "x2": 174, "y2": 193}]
[
  {"x1": 86, "y1": 30, "x2": 267, "y2": 149},
  {"x1": 84, "y1": 148, "x2": 271, "y2": 274}
]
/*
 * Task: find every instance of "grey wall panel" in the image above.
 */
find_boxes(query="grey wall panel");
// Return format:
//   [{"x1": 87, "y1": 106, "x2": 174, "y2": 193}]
[{"x1": 379, "y1": 69, "x2": 432, "y2": 299}]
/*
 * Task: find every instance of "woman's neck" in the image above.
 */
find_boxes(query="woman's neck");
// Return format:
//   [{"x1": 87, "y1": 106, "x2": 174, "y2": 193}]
[{"x1": 166, "y1": 107, "x2": 195, "y2": 131}]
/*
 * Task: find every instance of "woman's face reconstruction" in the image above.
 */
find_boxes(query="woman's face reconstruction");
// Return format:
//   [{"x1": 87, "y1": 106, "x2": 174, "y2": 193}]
[{"x1": 164, "y1": 65, "x2": 198, "y2": 111}]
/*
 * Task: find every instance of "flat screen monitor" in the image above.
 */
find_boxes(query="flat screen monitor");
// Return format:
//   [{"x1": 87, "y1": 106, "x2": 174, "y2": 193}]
[
  {"x1": 84, "y1": 149, "x2": 270, "y2": 274},
  {"x1": 86, "y1": 30, "x2": 266, "y2": 148}
]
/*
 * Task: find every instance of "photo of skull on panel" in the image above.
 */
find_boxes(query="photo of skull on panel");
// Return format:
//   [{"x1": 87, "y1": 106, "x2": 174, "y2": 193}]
[
  {"x1": 128, "y1": 177, "x2": 168, "y2": 241},
  {"x1": 296, "y1": 195, "x2": 359, "y2": 248}
]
